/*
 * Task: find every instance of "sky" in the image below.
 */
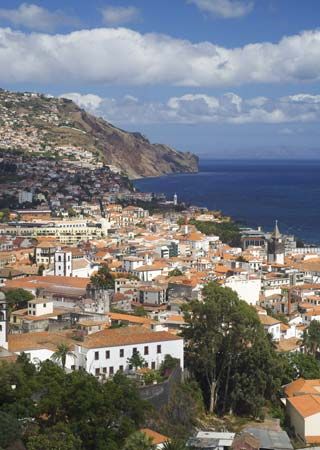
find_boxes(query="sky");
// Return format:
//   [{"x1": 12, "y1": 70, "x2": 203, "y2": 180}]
[{"x1": 0, "y1": 0, "x2": 320, "y2": 159}]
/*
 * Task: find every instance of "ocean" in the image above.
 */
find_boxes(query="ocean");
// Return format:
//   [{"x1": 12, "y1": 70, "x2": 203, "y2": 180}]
[{"x1": 134, "y1": 160, "x2": 320, "y2": 245}]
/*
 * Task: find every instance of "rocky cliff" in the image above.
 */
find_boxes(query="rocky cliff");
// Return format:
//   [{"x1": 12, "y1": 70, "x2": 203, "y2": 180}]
[{"x1": 0, "y1": 89, "x2": 198, "y2": 179}]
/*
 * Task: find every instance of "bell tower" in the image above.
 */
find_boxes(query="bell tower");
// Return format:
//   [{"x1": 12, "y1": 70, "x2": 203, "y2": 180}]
[
  {"x1": 267, "y1": 220, "x2": 285, "y2": 265},
  {"x1": 0, "y1": 292, "x2": 8, "y2": 349}
]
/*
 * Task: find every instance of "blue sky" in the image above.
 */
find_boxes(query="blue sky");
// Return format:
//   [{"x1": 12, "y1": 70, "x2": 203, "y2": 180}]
[{"x1": 0, "y1": 0, "x2": 320, "y2": 158}]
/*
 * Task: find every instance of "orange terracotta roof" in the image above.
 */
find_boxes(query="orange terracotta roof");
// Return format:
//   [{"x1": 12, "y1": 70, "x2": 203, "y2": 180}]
[
  {"x1": 277, "y1": 338, "x2": 302, "y2": 353},
  {"x1": 305, "y1": 436, "x2": 320, "y2": 444},
  {"x1": 81, "y1": 326, "x2": 182, "y2": 349},
  {"x1": 284, "y1": 378, "x2": 320, "y2": 397},
  {"x1": 8, "y1": 331, "x2": 77, "y2": 352},
  {"x1": 4, "y1": 275, "x2": 90, "y2": 290},
  {"x1": 287, "y1": 394, "x2": 320, "y2": 418},
  {"x1": 109, "y1": 312, "x2": 153, "y2": 325},
  {"x1": 140, "y1": 428, "x2": 169, "y2": 445},
  {"x1": 259, "y1": 315, "x2": 281, "y2": 326}
]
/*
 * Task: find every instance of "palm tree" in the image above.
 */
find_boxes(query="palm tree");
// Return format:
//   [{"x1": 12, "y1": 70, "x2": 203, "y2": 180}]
[
  {"x1": 162, "y1": 440, "x2": 187, "y2": 450},
  {"x1": 51, "y1": 343, "x2": 75, "y2": 370}
]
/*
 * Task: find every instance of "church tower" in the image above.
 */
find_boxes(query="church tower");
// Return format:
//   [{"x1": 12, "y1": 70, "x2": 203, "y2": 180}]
[
  {"x1": 173, "y1": 193, "x2": 178, "y2": 206},
  {"x1": 0, "y1": 292, "x2": 8, "y2": 349},
  {"x1": 267, "y1": 220, "x2": 285, "y2": 265},
  {"x1": 54, "y1": 249, "x2": 72, "y2": 276}
]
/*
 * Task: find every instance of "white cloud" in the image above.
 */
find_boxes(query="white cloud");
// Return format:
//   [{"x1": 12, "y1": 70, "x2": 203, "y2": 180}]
[
  {"x1": 2, "y1": 27, "x2": 320, "y2": 87},
  {"x1": 60, "y1": 93, "x2": 103, "y2": 110},
  {"x1": 101, "y1": 6, "x2": 140, "y2": 26},
  {"x1": 0, "y1": 3, "x2": 76, "y2": 31},
  {"x1": 188, "y1": 0, "x2": 254, "y2": 18},
  {"x1": 63, "y1": 91, "x2": 320, "y2": 125}
]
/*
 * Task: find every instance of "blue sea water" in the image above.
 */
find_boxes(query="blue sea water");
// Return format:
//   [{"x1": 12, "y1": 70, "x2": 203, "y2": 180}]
[{"x1": 134, "y1": 160, "x2": 320, "y2": 245}]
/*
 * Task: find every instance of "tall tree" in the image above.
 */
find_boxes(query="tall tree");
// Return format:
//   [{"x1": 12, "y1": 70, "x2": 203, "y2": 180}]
[
  {"x1": 182, "y1": 282, "x2": 284, "y2": 417},
  {"x1": 303, "y1": 320, "x2": 320, "y2": 356}
]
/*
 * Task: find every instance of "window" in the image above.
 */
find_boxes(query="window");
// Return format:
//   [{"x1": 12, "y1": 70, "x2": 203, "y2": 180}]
[
  {"x1": 109, "y1": 366, "x2": 114, "y2": 375},
  {"x1": 105, "y1": 350, "x2": 110, "y2": 359},
  {"x1": 71, "y1": 365, "x2": 75, "y2": 371},
  {"x1": 95, "y1": 368, "x2": 100, "y2": 376},
  {"x1": 0, "y1": 325, "x2": 2, "y2": 331},
  {"x1": 144, "y1": 346, "x2": 149, "y2": 355},
  {"x1": 43, "y1": 303, "x2": 46, "y2": 308},
  {"x1": 102, "y1": 367, "x2": 107, "y2": 373},
  {"x1": 157, "y1": 345, "x2": 161, "y2": 354},
  {"x1": 151, "y1": 362, "x2": 156, "y2": 370},
  {"x1": 119, "y1": 349, "x2": 124, "y2": 358},
  {"x1": 119, "y1": 365, "x2": 124, "y2": 372},
  {"x1": 132, "y1": 347, "x2": 137, "y2": 355},
  {"x1": 94, "y1": 351, "x2": 99, "y2": 360}
]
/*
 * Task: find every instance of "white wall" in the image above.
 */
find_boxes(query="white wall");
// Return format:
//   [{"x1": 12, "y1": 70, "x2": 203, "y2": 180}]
[
  {"x1": 287, "y1": 401, "x2": 305, "y2": 442},
  {"x1": 76, "y1": 338, "x2": 184, "y2": 377},
  {"x1": 305, "y1": 412, "x2": 320, "y2": 440},
  {"x1": 225, "y1": 277, "x2": 261, "y2": 306}
]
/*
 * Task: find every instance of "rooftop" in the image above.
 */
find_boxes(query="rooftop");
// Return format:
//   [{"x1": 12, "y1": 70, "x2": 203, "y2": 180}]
[{"x1": 80, "y1": 326, "x2": 182, "y2": 349}]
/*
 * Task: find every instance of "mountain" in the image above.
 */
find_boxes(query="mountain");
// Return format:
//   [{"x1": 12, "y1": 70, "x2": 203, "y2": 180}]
[{"x1": 0, "y1": 89, "x2": 198, "y2": 179}]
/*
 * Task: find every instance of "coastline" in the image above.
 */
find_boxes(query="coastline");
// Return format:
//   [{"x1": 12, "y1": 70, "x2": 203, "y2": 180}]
[{"x1": 134, "y1": 160, "x2": 320, "y2": 246}]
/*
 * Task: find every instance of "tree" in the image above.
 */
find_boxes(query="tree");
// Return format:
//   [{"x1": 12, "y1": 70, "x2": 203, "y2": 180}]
[
  {"x1": 122, "y1": 431, "x2": 152, "y2": 450},
  {"x1": 90, "y1": 265, "x2": 115, "y2": 289},
  {"x1": 168, "y1": 268, "x2": 183, "y2": 277},
  {"x1": 127, "y1": 350, "x2": 146, "y2": 370},
  {"x1": 303, "y1": 320, "x2": 320, "y2": 356},
  {"x1": 282, "y1": 352, "x2": 320, "y2": 381},
  {"x1": 5, "y1": 288, "x2": 34, "y2": 311},
  {"x1": 51, "y1": 343, "x2": 75, "y2": 370},
  {"x1": 158, "y1": 381, "x2": 204, "y2": 440},
  {"x1": 27, "y1": 423, "x2": 81, "y2": 450},
  {"x1": 159, "y1": 354, "x2": 179, "y2": 377},
  {"x1": 162, "y1": 440, "x2": 187, "y2": 450},
  {"x1": 37, "y1": 264, "x2": 45, "y2": 276},
  {"x1": 189, "y1": 219, "x2": 241, "y2": 246},
  {"x1": 182, "y1": 282, "x2": 284, "y2": 417},
  {"x1": 0, "y1": 411, "x2": 21, "y2": 448}
]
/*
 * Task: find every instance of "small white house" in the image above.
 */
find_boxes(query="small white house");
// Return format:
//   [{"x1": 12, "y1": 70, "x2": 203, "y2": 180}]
[
  {"x1": 27, "y1": 298, "x2": 53, "y2": 317},
  {"x1": 287, "y1": 394, "x2": 320, "y2": 444},
  {"x1": 258, "y1": 314, "x2": 281, "y2": 341}
]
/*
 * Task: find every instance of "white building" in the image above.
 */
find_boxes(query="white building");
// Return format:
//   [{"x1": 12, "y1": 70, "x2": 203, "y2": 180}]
[
  {"x1": 0, "y1": 292, "x2": 8, "y2": 349},
  {"x1": 134, "y1": 263, "x2": 166, "y2": 282},
  {"x1": 225, "y1": 275, "x2": 261, "y2": 306},
  {"x1": 18, "y1": 190, "x2": 33, "y2": 204},
  {"x1": 27, "y1": 298, "x2": 54, "y2": 317},
  {"x1": 258, "y1": 314, "x2": 281, "y2": 341},
  {"x1": 287, "y1": 394, "x2": 320, "y2": 444},
  {"x1": 122, "y1": 256, "x2": 144, "y2": 273},
  {"x1": 54, "y1": 249, "x2": 72, "y2": 276},
  {"x1": 74, "y1": 326, "x2": 184, "y2": 378}
]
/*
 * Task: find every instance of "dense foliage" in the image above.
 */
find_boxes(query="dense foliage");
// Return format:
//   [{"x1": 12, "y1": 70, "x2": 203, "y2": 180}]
[
  {"x1": 189, "y1": 219, "x2": 241, "y2": 246},
  {"x1": 0, "y1": 357, "x2": 149, "y2": 450},
  {"x1": 5, "y1": 288, "x2": 34, "y2": 313},
  {"x1": 90, "y1": 265, "x2": 115, "y2": 290},
  {"x1": 182, "y1": 282, "x2": 285, "y2": 418},
  {"x1": 282, "y1": 352, "x2": 320, "y2": 380},
  {"x1": 303, "y1": 320, "x2": 320, "y2": 356}
]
